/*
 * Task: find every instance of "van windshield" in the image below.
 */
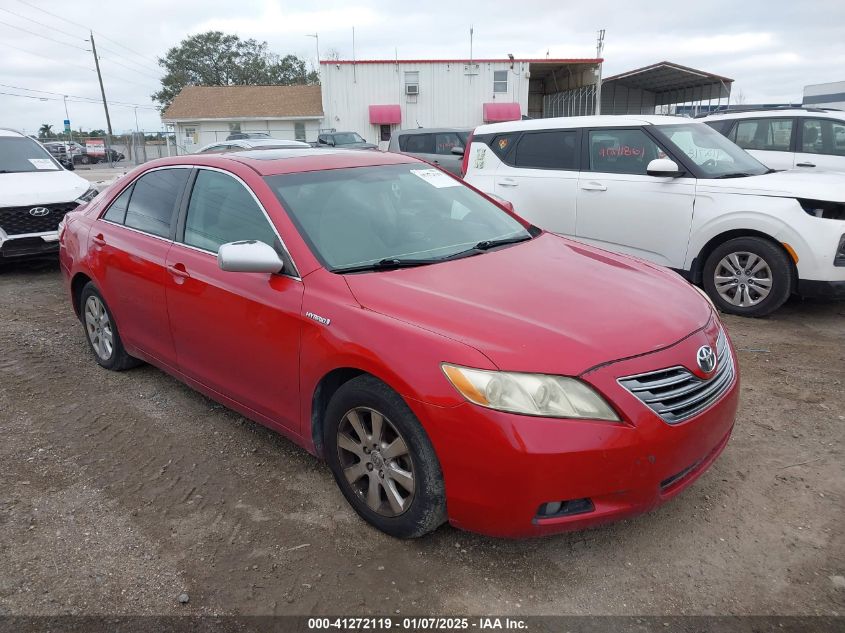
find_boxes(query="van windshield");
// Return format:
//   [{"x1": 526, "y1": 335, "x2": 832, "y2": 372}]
[
  {"x1": 652, "y1": 123, "x2": 769, "y2": 178},
  {"x1": 0, "y1": 136, "x2": 61, "y2": 173}
]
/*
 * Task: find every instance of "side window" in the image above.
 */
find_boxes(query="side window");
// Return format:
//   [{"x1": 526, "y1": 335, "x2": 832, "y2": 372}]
[
  {"x1": 490, "y1": 133, "x2": 518, "y2": 161},
  {"x1": 434, "y1": 132, "x2": 463, "y2": 155},
  {"x1": 124, "y1": 169, "x2": 189, "y2": 238},
  {"x1": 732, "y1": 118, "x2": 793, "y2": 151},
  {"x1": 402, "y1": 134, "x2": 435, "y2": 154},
  {"x1": 588, "y1": 129, "x2": 662, "y2": 175},
  {"x1": 493, "y1": 70, "x2": 508, "y2": 93},
  {"x1": 801, "y1": 118, "x2": 845, "y2": 157},
  {"x1": 183, "y1": 170, "x2": 278, "y2": 253},
  {"x1": 513, "y1": 130, "x2": 578, "y2": 170},
  {"x1": 102, "y1": 184, "x2": 133, "y2": 224}
]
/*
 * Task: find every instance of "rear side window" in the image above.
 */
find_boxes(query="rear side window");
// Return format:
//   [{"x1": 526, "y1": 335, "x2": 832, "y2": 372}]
[
  {"x1": 513, "y1": 130, "x2": 578, "y2": 170},
  {"x1": 124, "y1": 169, "x2": 189, "y2": 238},
  {"x1": 588, "y1": 129, "x2": 662, "y2": 175},
  {"x1": 183, "y1": 169, "x2": 277, "y2": 252},
  {"x1": 400, "y1": 134, "x2": 435, "y2": 153},
  {"x1": 102, "y1": 184, "x2": 134, "y2": 223},
  {"x1": 490, "y1": 134, "x2": 518, "y2": 160},
  {"x1": 729, "y1": 118, "x2": 793, "y2": 152}
]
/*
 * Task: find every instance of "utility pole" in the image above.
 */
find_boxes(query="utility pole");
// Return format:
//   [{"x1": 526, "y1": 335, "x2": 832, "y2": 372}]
[
  {"x1": 595, "y1": 29, "x2": 605, "y2": 115},
  {"x1": 89, "y1": 31, "x2": 114, "y2": 167},
  {"x1": 62, "y1": 95, "x2": 72, "y2": 143},
  {"x1": 306, "y1": 33, "x2": 320, "y2": 81}
]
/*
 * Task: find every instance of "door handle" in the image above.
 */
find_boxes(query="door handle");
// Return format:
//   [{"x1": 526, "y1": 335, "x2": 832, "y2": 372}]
[
  {"x1": 168, "y1": 264, "x2": 190, "y2": 279},
  {"x1": 580, "y1": 182, "x2": 607, "y2": 191},
  {"x1": 498, "y1": 178, "x2": 519, "y2": 187},
  {"x1": 92, "y1": 234, "x2": 106, "y2": 247},
  {"x1": 796, "y1": 162, "x2": 816, "y2": 167}
]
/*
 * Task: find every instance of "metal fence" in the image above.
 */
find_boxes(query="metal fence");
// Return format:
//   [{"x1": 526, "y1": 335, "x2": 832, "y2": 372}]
[
  {"x1": 40, "y1": 132, "x2": 176, "y2": 168},
  {"x1": 543, "y1": 86, "x2": 597, "y2": 118}
]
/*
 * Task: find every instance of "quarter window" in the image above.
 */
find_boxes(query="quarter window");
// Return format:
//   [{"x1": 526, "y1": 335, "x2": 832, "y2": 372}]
[
  {"x1": 102, "y1": 184, "x2": 133, "y2": 224},
  {"x1": 124, "y1": 169, "x2": 189, "y2": 238},
  {"x1": 801, "y1": 118, "x2": 845, "y2": 157},
  {"x1": 588, "y1": 129, "x2": 662, "y2": 175},
  {"x1": 183, "y1": 170, "x2": 278, "y2": 253},
  {"x1": 513, "y1": 130, "x2": 578, "y2": 170},
  {"x1": 493, "y1": 70, "x2": 508, "y2": 93},
  {"x1": 729, "y1": 118, "x2": 793, "y2": 152}
]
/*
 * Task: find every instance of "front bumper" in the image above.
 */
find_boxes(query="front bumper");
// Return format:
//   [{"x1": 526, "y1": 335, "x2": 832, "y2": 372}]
[
  {"x1": 0, "y1": 231, "x2": 60, "y2": 259},
  {"x1": 415, "y1": 319, "x2": 739, "y2": 538}
]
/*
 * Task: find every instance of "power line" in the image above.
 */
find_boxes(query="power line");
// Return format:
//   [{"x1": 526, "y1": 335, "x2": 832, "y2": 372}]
[
  {"x1": 96, "y1": 53, "x2": 162, "y2": 81},
  {"x1": 0, "y1": 17, "x2": 90, "y2": 52},
  {"x1": 0, "y1": 83, "x2": 159, "y2": 109},
  {"x1": 0, "y1": 89, "x2": 158, "y2": 110},
  {"x1": 0, "y1": 40, "x2": 94, "y2": 73},
  {"x1": 0, "y1": 5, "x2": 82, "y2": 41},
  {"x1": 96, "y1": 43, "x2": 162, "y2": 75}
]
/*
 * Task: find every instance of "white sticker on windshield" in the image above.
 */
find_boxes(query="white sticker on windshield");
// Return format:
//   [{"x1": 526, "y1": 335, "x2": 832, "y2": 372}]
[
  {"x1": 28, "y1": 158, "x2": 58, "y2": 170},
  {"x1": 410, "y1": 169, "x2": 460, "y2": 188}
]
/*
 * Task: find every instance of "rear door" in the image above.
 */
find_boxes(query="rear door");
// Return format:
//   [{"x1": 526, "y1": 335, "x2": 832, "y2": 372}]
[
  {"x1": 164, "y1": 167, "x2": 304, "y2": 432},
  {"x1": 492, "y1": 128, "x2": 581, "y2": 234},
  {"x1": 575, "y1": 127, "x2": 695, "y2": 268},
  {"x1": 793, "y1": 117, "x2": 845, "y2": 171},
  {"x1": 725, "y1": 117, "x2": 796, "y2": 170},
  {"x1": 400, "y1": 133, "x2": 438, "y2": 165},
  {"x1": 89, "y1": 167, "x2": 190, "y2": 367}
]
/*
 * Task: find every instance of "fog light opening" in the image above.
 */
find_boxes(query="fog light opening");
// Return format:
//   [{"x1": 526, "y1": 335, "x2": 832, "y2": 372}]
[{"x1": 536, "y1": 498, "x2": 594, "y2": 519}]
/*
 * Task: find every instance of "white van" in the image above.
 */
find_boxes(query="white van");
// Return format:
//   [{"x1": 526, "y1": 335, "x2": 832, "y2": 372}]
[
  {"x1": 1, "y1": 128, "x2": 97, "y2": 261},
  {"x1": 462, "y1": 115, "x2": 845, "y2": 317}
]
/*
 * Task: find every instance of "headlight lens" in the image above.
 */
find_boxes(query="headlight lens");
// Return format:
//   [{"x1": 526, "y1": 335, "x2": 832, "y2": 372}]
[
  {"x1": 74, "y1": 187, "x2": 99, "y2": 204},
  {"x1": 442, "y1": 364, "x2": 620, "y2": 421}
]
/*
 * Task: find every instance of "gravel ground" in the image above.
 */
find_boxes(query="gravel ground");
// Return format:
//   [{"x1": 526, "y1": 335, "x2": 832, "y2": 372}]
[{"x1": 0, "y1": 260, "x2": 842, "y2": 617}]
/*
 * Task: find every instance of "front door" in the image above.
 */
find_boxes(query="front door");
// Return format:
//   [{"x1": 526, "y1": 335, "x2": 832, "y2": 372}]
[
  {"x1": 575, "y1": 127, "x2": 696, "y2": 269},
  {"x1": 164, "y1": 168, "x2": 304, "y2": 432}
]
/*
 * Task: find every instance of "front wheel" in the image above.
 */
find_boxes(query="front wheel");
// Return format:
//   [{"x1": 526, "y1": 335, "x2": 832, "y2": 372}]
[
  {"x1": 324, "y1": 375, "x2": 446, "y2": 538},
  {"x1": 702, "y1": 237, "x2": 792, "y2": 317}
]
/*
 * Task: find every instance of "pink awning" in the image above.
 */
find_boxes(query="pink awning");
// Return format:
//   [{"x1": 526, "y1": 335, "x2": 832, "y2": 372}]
[
  {"x1": 483, "y1": 102, "x2": 521, "y2": 122},
  {"x1": 369, "y1": 104, "x2": 402, "y2": 125}
]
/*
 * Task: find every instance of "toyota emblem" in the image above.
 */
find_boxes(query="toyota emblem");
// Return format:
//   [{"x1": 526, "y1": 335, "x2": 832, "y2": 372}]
[
  {"x1": 696, "y1": 345, "x2": 716, "y2": 374},
  {"x1": 29, "y1": 207, "x2": 50, "y2": 217}
]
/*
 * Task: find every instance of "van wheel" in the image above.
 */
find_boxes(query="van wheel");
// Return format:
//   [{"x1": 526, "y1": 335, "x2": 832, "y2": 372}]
[
  {"x1": 702, "y1": 237, "x2": 792, "y2": 317},
  {"x1": 80, "y1": 282, "x2": 141, "y2": 370},
  {"x1": 323, "y1": 375, "x2": 446, "y2": 538}
]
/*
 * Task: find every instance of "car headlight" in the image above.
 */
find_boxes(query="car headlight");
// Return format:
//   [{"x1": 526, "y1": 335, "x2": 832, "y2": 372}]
[
  {"x1": 74, "y1": 187, "x2": 99, "y2": 204},
  {"x1": 441, "y1": 364, "x2": 620, "y2": 421}
]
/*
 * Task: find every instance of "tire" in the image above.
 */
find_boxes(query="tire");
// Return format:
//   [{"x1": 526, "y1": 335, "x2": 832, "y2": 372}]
[
  {"x1": 702, "y1": 237, "x2": 792, "y2": 317},
  {"x1": 79, "y1": 154, "x2": 91, "y2": 165},
  {"x1": 323, "y1": 375, "x2": 446, "y2": 538},
  {"x1": 79, "y1": 282, "x2": 141, "y2": 371}
]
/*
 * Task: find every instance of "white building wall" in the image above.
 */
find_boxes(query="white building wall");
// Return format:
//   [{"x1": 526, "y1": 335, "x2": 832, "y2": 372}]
[
  {"x1": 803, "y1": 80, "x2": 845, "y2": 110},
  {"x1": 170, "y1": 118, "x2": 322, "y2": 152},
  {"x1": 321, "y1": 61, "x2": 530, "y2": 148}
]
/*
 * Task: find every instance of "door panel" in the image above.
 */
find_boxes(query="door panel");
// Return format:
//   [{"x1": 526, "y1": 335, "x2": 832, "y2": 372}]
[
  {"x1": 794, "y1": 117, "x2": 845, "y2": 172},
  {"x1": 728, "y1": 118, "x2": 796, "y2": 170}
]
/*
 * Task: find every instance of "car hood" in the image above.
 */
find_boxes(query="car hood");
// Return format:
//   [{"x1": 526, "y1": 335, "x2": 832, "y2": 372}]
[
  {"x1": 339, "y1": 142, "x2": 379, "y2": 150},
  {"x1": 0, "y1": 169, "x2": 90, "y2": 206},
  {"x1": 343, "y1": 234, "x2": 713, "y2": 376},
  {"x1": 698, "y1": 169, "x2": 845, "y2": 201}
]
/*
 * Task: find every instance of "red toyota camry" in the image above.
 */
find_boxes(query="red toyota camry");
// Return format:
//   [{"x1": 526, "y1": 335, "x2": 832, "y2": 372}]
[{"x1": 59, "y1": 149, "x2": 738, "y2": 538}]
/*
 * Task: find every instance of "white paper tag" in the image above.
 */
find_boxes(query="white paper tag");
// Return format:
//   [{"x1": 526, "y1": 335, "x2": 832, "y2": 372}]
[
  {"x1": 410, "y1": 169, "x2": 460, "y2": 188},
  {"x1": 29, "y1": 158, "x2": 58, "y2": 170}
]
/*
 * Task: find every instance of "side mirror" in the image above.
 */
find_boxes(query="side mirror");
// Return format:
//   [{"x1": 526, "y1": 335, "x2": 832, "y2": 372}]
[
  {"x1": 451, "y1": 146, "x2": 465, "y2": 156},
  {"x1": 486, "y1": 192, "x2": 514, "y2": 213},
  {"x1": 218, "y1": 240, "x2": 284, "y2": 274},
  {"x1": 646, "y1": 158, "x2": 683, "y2": 177}
]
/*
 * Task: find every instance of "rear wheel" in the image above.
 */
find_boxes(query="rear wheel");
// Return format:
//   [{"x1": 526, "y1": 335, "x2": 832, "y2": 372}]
[
  {"x1": 80, "y1": 282, "x2": 141, "y2": 370},
  {"x1": 324, "y1": 375, "x2": 446, "y2": 538},
  {"x1": 702, "y1": 237, "x2": 792, "y2": 317}
]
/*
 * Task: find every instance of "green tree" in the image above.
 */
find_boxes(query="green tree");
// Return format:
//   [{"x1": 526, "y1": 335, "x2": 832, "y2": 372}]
[
  {"x1": 153, "y1": 31, "x2": 319, "y2": 109},
  {"x1": 38, "y1": 123, "x2": 55, "y2": 139}
]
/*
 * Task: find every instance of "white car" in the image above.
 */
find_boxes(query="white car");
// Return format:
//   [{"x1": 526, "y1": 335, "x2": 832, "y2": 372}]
[
  {"x1": 700, "y1": 108, "x2": 845, "y2": 172},
  {"x1": 0, "y1": 128, "x2": 97, "y2": 261},
  {"x1": 195, "y1": 138, "x2": 311, "y2": 153},
  {"x1": 463, "y1": 115, "x2": 845, "y2": 316}
]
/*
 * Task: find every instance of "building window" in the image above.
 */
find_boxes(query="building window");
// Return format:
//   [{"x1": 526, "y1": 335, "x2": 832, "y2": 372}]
[
  {"x1": 493, "y1": 70, "x2": 508, "y2": 93},
  {"x1": 228, "y1": 122, "x2": 242, "y2": 133},
  {"x1": 294, "y1": 122, "x2": 306, "y2": 142},
  {"x1": 184, "y1": 126, "x2": 198, "y2": 145},
  {"x1": 404, "y1": 71, "x2": 419, "y2": 96}
]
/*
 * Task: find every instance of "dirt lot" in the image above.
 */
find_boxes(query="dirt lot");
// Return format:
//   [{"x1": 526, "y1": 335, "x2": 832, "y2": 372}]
[{"x1": 0, "y1": 260, "x2": 842, "y2": 617}]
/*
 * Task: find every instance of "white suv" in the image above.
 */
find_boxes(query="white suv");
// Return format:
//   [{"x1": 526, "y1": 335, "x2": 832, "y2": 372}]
[
  {"x1": 463, "y1": 115, "x2": 845, "y2": 317},
  {"x1": 700, "y1": 108, "x2": 845, "y2": 172},
  {"x1": 0, "y1": 128, "x2": 96, "y2": 261}
]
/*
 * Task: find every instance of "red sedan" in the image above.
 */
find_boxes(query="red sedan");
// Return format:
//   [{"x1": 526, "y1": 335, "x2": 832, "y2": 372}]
[{"x1": 59, "y1": 149, "x2": 738, "y2": 538}]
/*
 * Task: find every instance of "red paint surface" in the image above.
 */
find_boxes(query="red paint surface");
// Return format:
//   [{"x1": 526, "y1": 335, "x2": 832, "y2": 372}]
[
  {"x1": 368, "y1": 104, "x2": 402, "y2": 124},
  {"x1": 483, "y1": 102, "x2": 522, "y2": 122}
]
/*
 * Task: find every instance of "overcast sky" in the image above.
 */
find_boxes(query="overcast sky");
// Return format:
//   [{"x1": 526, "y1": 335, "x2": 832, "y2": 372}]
[{"x1": 2, "y1": 0, "x2": 843, "y2": 134}]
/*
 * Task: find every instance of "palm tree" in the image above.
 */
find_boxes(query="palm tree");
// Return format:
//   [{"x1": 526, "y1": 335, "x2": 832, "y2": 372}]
[{"x1": 38, "y1": 123, "x2": 54, "y2": 139}]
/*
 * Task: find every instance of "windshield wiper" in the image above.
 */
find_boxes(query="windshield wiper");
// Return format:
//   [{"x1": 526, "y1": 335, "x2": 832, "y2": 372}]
[
  {"x1": 473, "y1": 235, "x2": 532, "y2": 250},
  {"x1": 333, "y1": 257, "x2": 439, "y2": 273},
  {"x1": 713, "y1": 172, "x2": 754, "y2": 179}
]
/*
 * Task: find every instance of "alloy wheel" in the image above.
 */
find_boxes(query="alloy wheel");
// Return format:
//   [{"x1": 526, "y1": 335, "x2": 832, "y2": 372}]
[
  {"x1": 336, "y1": 407, "x2": 416, "y2": 517},
  {"x1": 84, "y1": 295, "x2": 114, "y2": 360},
  {"x1": 713, "y1": 251, "x2": 773, "y2": 307}
]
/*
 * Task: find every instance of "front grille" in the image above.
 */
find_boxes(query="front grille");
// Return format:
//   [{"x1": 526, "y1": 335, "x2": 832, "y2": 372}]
[
  {"x1": 619, "y1": 329, "x2": 734, "y2": 424},
  {"x1": 0, "y1": 202, "x2": 77, "y2": 236}
]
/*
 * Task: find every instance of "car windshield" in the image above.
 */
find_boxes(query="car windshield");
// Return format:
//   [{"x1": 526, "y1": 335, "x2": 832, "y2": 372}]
[
  {"x1": 266, "y1": 163, "x2": 532, "y2": 271},
  {"x1": 653, "y1": 123, "x2": 769, "y2": 178},
  {"x1": 0, "y1": 136, "x2": 60, "y2": 173},
  {"x1": 333, "y1": 133, "x2": 365, "y2": 145}
]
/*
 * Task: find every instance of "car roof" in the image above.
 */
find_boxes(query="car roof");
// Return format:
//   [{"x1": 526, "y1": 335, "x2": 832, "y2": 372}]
[
  {"x1": 394, "y1": 127, "x2": 473, "y2": 135},
  {"x1": 238, "y1": 139, "x2": 310, "y2": 147},
  {"x1": 141, "y1": 147, "x2": 418, "y2": 176},
  {"x1": 0, "y1": 128, "x2": 27, "y2": 138},
  {"x1": 700, "y1": 108, "x2": 845, "y2": 121},
  {"x1": 475, "y1": 114, "x2": 689, "y2": 135}
]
